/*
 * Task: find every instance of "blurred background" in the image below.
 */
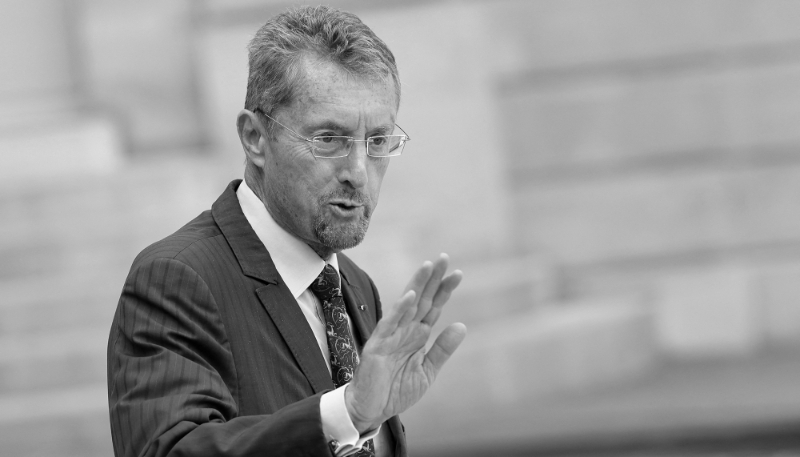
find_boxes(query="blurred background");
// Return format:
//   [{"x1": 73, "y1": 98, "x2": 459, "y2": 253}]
[{"x1": 2, "y1": 0, "x2": 800, "y2": 456}]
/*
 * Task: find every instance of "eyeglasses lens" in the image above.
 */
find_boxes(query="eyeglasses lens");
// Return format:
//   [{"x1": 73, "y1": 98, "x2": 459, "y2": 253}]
[{"x1": 311, "y1": 136, "x2": 406, "y2": 158}]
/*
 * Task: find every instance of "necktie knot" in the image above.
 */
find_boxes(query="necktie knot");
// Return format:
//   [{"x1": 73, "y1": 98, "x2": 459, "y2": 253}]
[{"x1": 309, "y1": 264, "x2": 342, "y2": 303}]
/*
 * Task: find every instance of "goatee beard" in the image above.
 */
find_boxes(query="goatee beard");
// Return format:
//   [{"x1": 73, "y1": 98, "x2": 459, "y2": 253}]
[{"x1": 313, "y1": 189, "x2": 373, "y2": 252}]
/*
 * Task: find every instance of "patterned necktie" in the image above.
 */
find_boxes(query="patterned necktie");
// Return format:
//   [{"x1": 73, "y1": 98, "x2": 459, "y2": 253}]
[{"x1": 309, "y1": 265, "x2": 375, "y2": 457}]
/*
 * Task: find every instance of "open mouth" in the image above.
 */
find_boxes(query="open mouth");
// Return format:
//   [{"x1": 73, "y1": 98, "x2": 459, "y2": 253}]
[
  {"x1": 329, "y1": 201, "x2": 362, "y2": 215},
  {"x1": 330, "y1": 200, "x2": 361, "y2": 209}
]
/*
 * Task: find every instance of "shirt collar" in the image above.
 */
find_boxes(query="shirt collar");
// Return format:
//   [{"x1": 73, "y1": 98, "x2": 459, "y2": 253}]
[{"x1": 237, "y1": 180, "x2": 339, "y2": 299}]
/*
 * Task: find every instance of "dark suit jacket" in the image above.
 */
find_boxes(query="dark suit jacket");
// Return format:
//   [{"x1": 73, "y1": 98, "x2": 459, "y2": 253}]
[{"x1": 107, "y1": 180, "x2": 407, "y2": 457}]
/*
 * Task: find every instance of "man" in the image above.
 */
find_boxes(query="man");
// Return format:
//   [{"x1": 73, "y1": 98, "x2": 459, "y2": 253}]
[{"x1": 107, "y1": 6, "x2": 466, "y2": 457}]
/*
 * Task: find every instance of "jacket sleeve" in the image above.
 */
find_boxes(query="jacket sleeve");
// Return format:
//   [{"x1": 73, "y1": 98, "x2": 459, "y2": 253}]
[{"x1": 107, "y1": 257, "x2": 332, "y2": 457}]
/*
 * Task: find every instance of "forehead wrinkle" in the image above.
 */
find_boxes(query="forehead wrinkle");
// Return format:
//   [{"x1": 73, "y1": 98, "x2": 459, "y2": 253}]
[
  {"x1": 295, "y1": 55, "x2": 397, "y2": 105},
  {"x1": 290, "y1": 92, "x2": 396, "y2": 135},
  {"x1": 278, "y1": 57, "x2": 398, "y2": 136}
]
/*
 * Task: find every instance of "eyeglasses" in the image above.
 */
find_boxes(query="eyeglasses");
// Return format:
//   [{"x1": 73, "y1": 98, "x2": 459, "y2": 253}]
[{"x1": 255, "y1": 109, "x2": 409, "y2": 159}]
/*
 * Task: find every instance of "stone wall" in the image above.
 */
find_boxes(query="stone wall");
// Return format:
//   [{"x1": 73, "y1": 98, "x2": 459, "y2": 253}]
[
  {"x1": 2, "y1": 0, "x2": 800, "y2": 455},
  {"x1": 492, "y1": 0, "x2": 800, "y2": 355}
]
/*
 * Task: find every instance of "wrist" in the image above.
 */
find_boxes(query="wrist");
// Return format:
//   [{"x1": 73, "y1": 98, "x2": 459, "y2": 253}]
[{"x1": 343, "y1": 384, "x2": 379, "y2": 434}]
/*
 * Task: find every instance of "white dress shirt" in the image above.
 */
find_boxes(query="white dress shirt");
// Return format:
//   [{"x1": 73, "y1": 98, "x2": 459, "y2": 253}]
[{"x1": 237, "y1": 181, "x2": 387, "y2": 456}]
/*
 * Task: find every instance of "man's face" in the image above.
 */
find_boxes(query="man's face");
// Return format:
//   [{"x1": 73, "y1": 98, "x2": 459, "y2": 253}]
[{"x1": 259, "y1": 57, "x2": 398, "y2": 256}]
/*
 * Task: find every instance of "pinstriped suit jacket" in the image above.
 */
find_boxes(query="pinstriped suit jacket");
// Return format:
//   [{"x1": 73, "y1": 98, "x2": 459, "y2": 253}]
[{"x1": 107, "y1": 180, "x2": 407, "y2": 457}]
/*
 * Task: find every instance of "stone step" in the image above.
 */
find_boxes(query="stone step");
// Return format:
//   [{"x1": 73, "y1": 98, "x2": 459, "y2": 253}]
[
  {"x1": 565, "y1": 258, "x2": 800, "y2": 355},
  {"x1": 0, "y1": 155, "x2": 229, "y2": 281},
  {"x1": 0, "y1": 192, "x2": 200, "y2": 246},
  {"x1": 0, "y1": 114, "x2": 123, "y2": 188},
  {"x1": 403, "y1": 294, "x2": 656, "y2": 430},
  {"x1": 0, "y1": 327, "x2": 107, "y2": 393},
  {"x1": 0, "y1": 270, "x2": 122, "y2": 336},
  {"x1": 0, "y1": 156, "x2": 225, "y2": 240},
  {"x1": 436, "y1": 254, "x2": 559, "y2": 330},
  {"x1": 348, "y1": 247, "x2": 561, "y2": 327},
  {"x1": 406, "y1": 346, "x2": 800, "y2": 456},
  {"x1": 515, "y1": 163, "x2": 800, "y2": 265},
  {"x1": 0, "y1": 238, "x2": 145, "y2": 282},
  {"x1": 0, "y1": 384, "x2": 111, "y2": 457},
  {"x1": 0, "y1": 213, "x2": 193, "y2": 280},
  {"x1": 500, "y1": 61, "x2": 800, "y2": 178},
  {"x1": 486, "y1": 0, "x2": 800, "y2": 74},
  {"x1": 0, "y1": 146, "x2": 223, "y2": 197}
]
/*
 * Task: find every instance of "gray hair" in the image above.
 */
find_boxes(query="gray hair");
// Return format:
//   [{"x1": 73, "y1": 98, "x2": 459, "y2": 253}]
[{"x1": 244, "y1": 5, "x2": 400, "y2": 121}]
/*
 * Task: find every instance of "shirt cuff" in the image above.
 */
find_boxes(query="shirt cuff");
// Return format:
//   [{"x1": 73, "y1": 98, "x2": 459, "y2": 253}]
[{"x1": 320, "y1": 384, "x2": 381, "y2": 456}]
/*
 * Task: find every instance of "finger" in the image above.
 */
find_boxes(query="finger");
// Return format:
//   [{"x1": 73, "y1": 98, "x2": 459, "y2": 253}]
[
  {"x1": 374, "y1": 290, "x2": 416, "y2": 337},
  {"x1": 413, "y1": 254, "x2": 449, "y2": 322},
  {"x1": 403, "y1": 260, "x2": 434, "y2": 297},
  {"x1": 396, "y1": 289, "x2": 419, "y2": 327},
  {"x1": 395, "y1": 261, "x2": 433, "y2": 327},
  {"x1": 421, "y1": 270, "x2": 463, "y2": 326},
  {"x1": 423, "y1": 323, "x2": 467, "y2": 377}
]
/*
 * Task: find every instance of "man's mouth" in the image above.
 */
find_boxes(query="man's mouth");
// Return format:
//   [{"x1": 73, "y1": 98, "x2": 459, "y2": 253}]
[
  {"x1": 330, "y1": 200, "x2": 362, "y2": 210},
  {"x1": 328, "y1": 200, "x2": 364, "y2": 216}
]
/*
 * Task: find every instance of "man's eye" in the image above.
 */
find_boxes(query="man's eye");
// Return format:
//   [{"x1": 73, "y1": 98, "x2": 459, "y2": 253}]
[
  {"x1": 317, "y1": 136, "x2": 336, "y2": 143},
  {"x1": 370, "y1": 136, "x2": 387, "y2": 146}
]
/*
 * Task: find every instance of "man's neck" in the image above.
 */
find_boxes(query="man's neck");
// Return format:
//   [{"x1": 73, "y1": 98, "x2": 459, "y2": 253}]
[{"x1": 243, "y1": 175, "x2": 335, "y2": 260}]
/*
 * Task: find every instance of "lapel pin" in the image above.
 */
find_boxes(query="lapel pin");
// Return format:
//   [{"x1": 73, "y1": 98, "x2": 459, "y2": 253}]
[{"x1": 358, "y1": 304, "x2": 366, "y2": 311}]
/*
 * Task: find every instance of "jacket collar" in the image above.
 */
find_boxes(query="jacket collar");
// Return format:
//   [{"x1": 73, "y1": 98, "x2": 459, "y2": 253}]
[{"x1": 212, "y1": 180, "x2": 281, "y2": 285}]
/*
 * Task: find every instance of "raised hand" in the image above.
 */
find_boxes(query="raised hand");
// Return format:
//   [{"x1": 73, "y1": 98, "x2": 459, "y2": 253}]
[{"x1": 344, "y1": 253, "x2": 467, "y2": 433}]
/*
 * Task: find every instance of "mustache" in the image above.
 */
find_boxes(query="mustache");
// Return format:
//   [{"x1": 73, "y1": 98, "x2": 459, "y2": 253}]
[{"x1": 320, "y1": 188, "x2": 370, "y2": 206}]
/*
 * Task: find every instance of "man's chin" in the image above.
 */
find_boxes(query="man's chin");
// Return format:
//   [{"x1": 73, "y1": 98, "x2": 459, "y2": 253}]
[{"x1": 314, "y1": 218, "x2": 370, "y2": 252}]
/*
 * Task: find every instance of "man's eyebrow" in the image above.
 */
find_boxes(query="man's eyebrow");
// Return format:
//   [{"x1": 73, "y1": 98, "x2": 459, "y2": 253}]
[
  {"x1": 307, "y1": 121, "x2": 397, "y2": 135},
  {"x1": 371, "y1": 124, "x2": 396, "y2": 135},
  {"x1": 308, "y1": 121, "x2": 347, "y2": 132}
]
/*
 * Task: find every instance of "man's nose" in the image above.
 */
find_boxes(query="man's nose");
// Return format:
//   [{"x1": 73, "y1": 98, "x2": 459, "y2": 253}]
[{"x1": 338, "y1": 140, "x2": 369, "y2": 188}]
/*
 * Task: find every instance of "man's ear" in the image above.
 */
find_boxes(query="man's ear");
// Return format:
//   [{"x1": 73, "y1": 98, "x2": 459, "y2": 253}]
[{"x1": 237, "y1": 109, "x2": 268, "y2": 168}]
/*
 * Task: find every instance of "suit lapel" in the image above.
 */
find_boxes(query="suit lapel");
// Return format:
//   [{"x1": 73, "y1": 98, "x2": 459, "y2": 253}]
[
  {"x1": 212, "y1": 180, "x2": 333, "y2": 394},
  {"x1": 256, "y1": 284, "x2": 334, "y2": 393},
  {"x1": 340, "y1": 270, "x2": 375, "y2": 346}
]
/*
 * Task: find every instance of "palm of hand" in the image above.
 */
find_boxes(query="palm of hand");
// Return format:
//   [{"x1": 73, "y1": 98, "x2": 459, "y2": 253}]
[{"x1": 345, "y1": 254, "x2": 466, "y2": 433}]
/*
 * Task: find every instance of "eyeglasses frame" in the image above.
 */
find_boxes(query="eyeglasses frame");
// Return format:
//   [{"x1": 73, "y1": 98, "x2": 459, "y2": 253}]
[{"x1": 254, "y1": 108, "x2": 409, "y2": 159}]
